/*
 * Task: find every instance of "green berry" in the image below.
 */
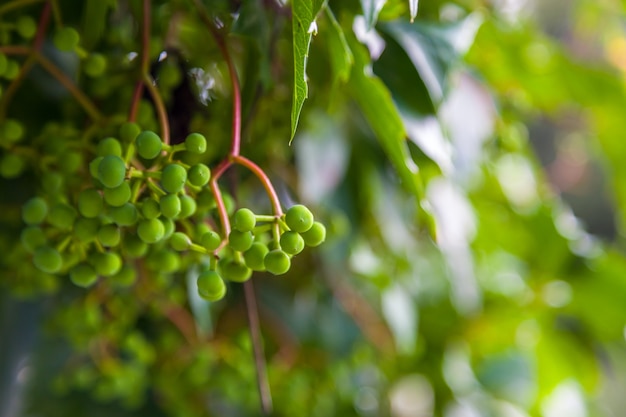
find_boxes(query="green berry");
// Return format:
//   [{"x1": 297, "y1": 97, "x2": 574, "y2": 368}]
[
  {"x1": 197, "y1": 270, "x2": 226, "y2": 301},
  {"x1": 97, "y1": 137, "x2": 122, "y2": 157},
  {"x1": 219, "y1": 259, "x2": 252, "y2": 283},
  {"x1": 108, "y1": 203, "x2": 138, "y2": 226},
  {"x1": 233, "y1": 208, "x2": 256, "y2": 232},
  {"x1": 90, "y1": 252, "x2": 122, "y2": 276},
  {"x1": 48, "y1": 203, "x2": 77, "y2": 230},
  {"x1": 159, "y1": 194, "x2": 181, "y2": 218},
  {"x1": 53, "y1": 27, "x2": 80, "y2": 51},
  {"x1": 141, "y1": 197, "x2": 161, "y2": 219},
  {"x1": 196, "y1": 190, "x2": 216, "y2": 212},
  {"x1": 3, "y1": 60, "x2": 19, "y2": 80},
  {"x1": 70, "y1": 263, "x2": 98, "y2": 287},
  {"x1": 0, "y1": 153, "x2": 25, "y2": 178},
  {"x1": 244, "y1": 242, "x2": 269, "y2": 271},
  {"x1": 170, "y1": 232, "x2": 191, "y2": 251},
  {"x1": 0, "y1": 119, "x2": 24, "y2": 142},
  {"x1": 185, "y1": 133, "x2": 207, "y2": 154},
  {"x1": 97, "y1": 155, "x2": 126, "y2": 188},
  {"x1": 301, "y1": 221, "x2": 326, "y2": 247},
  {"x1": 123, "y1": 234, "x2": 148, "y2": 258},
  {"x1": 97, "y1": 224, "x2": 121, "y2": 247},
  {"x1": 110, "y1": 265, "x2": 137, "y2": 287},
  {"x1": 178, "y1": 195, "x2": 196, "y2": 218},
  {"x1": 22, "y1": 197, "x2": 48, "y2": 225},
  {"x1": 136, "y1": 131, "x2": 162, "y2": 159},
  {"x1": 21, "y1": 226, "x2": 46, "y2": 253},
  {"x1": 16, "y1": 16, "x2": 37, "y2": 39},
  {"x1": 73, "y1": 217, "x2": 100, "y2": 243},
  {"x1": 228, "y1": 230, "x2": 254, "y2": 252},
  {"x1": 201, "y1": 231, "x2": 221, "y2": 251},
  {"x1": 33, "y1": 246, "x2": 63, "y2": 274},
  {"x1": 161, "y1": 217, "x2": 175, "y2": 239},
  {"x1": 42, "y1": 172, "x2": 63, "y2": 193},
  {"x1": 280, "y1": 231, "x2": 305, "y2": 255},
  {"x1": 120, "y1": 122, "x2": 141, "y2": 143},
  {"x1": 264, "y1": 249, "x2": 291, "y2": 275},
  {"x1": 78, "y1": 188, "x2": 103, "y2": 218},
  {"x1": 89, "y1": 156, "x2": 104, "y2": 179},
  {"x1": 161, "y1": 164, "x2": 187, "y2": 193},
  {"x1": 187, "y1": 163, "x2": 210, "y2": 187},
  {"x1": 103, "y1": 181, "x2": 131, "y2": 207},
  {"x1": 84, "y1": 53, "x2": 107, "y2": 77},
  {"x1": 146, "y1": 249, "x2": 180, "y2": 273},
  {"x1": 137, "y1": 218, "x2": 165, "y2": 243},
  {"x1": 285, "y1": 204, "x2": 314, "y2": 233},
  {"x1": 58, "y1": 151, "x2": 83, "y2": 174}
]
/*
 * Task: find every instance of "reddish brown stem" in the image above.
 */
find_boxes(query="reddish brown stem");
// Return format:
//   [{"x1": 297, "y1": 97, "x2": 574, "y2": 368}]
[
  {"x1": 128, "y1": 81, "x2": 144, "y2": 122},
  {"x1": 232, "y1": 155, "x2": 283, "y2": 216},
  {"x1": 33, "y1": 1, "x2": 51, "y2": 50}
]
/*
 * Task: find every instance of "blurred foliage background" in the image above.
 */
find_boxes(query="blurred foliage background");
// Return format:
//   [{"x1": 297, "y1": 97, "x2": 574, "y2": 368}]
[{"x1": 3, "y1": 0, "x2": 626, "y2": 416}]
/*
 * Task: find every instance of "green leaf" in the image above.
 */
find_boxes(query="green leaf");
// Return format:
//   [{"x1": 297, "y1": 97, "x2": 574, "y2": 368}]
[
  {"x1": 81, "y1": 0, "x2": 116, "y2": 49},
  {"x1": 409, "y1": 0, "x2": 419, "y2": 22},
  {"x1": 323, "y1": 7, "x2": 353, "y2": 86},
  {"x1": 360, "y1": 0, "x2": 387, "y2": 29},
  {"x1": 291, "y1": 0, "x2": 325, "y2": 142}
]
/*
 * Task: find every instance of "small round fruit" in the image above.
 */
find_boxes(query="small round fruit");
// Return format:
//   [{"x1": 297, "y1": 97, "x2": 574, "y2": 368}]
[
  {"x1": 84, "y1": 53, "x2": 107, "y2": 77},
  {"x1": 187, "y1": 163, "x2": 210, "y2": 187},
  {"x1": 53, "y1": 27, "x2": 80, "y2": 51},
  {"x1": 170, "y1": 232, "x2": 191, "y2": 251},
  {"x1": 243, "y1": 242, "x2": 269, "y2": 271},
  {"x1": 16, "y1": 16, "x2": 37, "y2": 39},
  {"x1": 264, "y1": 249, "x2": 291, "y2": 275},
  {"x1": 123, "y1": 234, "x2": 148, "y2": 258},
  {"x1": 110, "y1": 265, "x2": 137, "y2": 287},
  {"x1": 97, "y1": 224, "x2": 121, "y2": 247},
  {"x1": 178, "y1": 195, "x2": 196, "y2": 218},
  {"x1": 48, "y1": 203, "x2": 77, "y2": 230},
  {"x1": 0, "y1": 154, "x2": 25, "y2": 178},
  {"x1": 0, "y1": 119, "x2": 24, "y2": 142},
  {"x1": 185, "y1": 133, "x2": 207, "y2": 154},
  {"x1": 22, "y1": 197, "x2": 48, "y2": 225},
  {"x1": 197, "y1": 270, "x2": 226, "y2": 301},
  {"x1": 97, "y1": 155, "x2": 126, "y2": 188},
  {"x1": 201, "y1": 231, "x2": 221, "y2": 251},
  {"x1": 97, "y1": 137, "x2": 122, "y2": 156},
  {"x1": 280, "y1": 231, "x2": 305, "y2": 255},
  {"x1": 228, "y1": 230, "x2": 253, "y2": 252},
  {"x1": 78, "y1": 188, "x2": 103, "y2": 218},
  {"x1": 103, "y1": 182, "x2": 131, "y2": 207},
  {"x1": 137, "y1": 218, "x2": 165, "y2": 243},
  {"x1": 33, "y1": 246, "x2": 63, "y2": 274},
  {"x1": 141, "y1": 197, "x2": 161, "y2": 219},
  {"x1": 73, "y1": 217, "x2": 99, "y2": 243},
  {"x1": 159, "y1": 194, "x2": 181, "y2": 218},
  {"x1": 135, "y1": 131, "x2": 162, "y2": 159},
  {"x1": 160, "y1": 164, "x2": 187, "y2": 193},
  {"x1": 233, "y1": 208, "x2": 256, "y2": 232},
  {"x1": 301, "y1": 221, "x2": 326, "y2": 247},
  {"x1": 90, "y1": 252, "x2": 122, "y2": 276},
  {"x1": 108, "y1": 203, "x2": 138, "y2": 226},
  {"x1": 219, "y1": 259, "x2": 252, "y2": 283},
  {"x1": 120, "y1": 122, "x2": 141, "y2": 143},
  {"x1": 285, "y1": 204, "x2": 314, "y2": 233},
  {"x1": 70, "y1": 263, "x2": 98, "y2": 287},
  {"x1": 21, "y1": 226, "x2": 46, "y2": 253}
]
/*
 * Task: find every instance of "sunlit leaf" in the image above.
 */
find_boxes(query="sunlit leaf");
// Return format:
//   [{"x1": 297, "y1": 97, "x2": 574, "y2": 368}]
[
  {"x1": 323, "y1": 7, "x2": 353, "y2": 86},
  {"x1": 360, "y1": 0, "x2": 387, "y2": 29}
]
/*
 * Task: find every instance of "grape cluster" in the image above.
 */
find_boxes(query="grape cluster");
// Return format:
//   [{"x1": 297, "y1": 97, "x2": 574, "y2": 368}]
[{"x1": 19, "y1": 125, "x2": 326, "y2": 301}]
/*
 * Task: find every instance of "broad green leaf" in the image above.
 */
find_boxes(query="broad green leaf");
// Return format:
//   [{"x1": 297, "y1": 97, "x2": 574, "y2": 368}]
[
  {"x1": 291, "y1": 0, "x2": 325, "y2": 142},
  {"x1": 360, "y1": 0, "x2": 387, "y2": 29},
  {"x1": 409, "y1": 0, "x2": 418, "y2": 22},
  {"x1": 323, "y1": 7, "x2": 353, "y2": 86}
]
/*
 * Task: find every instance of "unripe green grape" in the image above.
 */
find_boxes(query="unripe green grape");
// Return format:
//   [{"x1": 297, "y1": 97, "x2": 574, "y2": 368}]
[
  {"x1": 170, "y1": 232, "x2": 191, "y2": 251},
  {"x1": 285, "y1": 204, "x2": 314, "y2": 233},
  {"x1": 48, "y1": 203, "x2": 77, "y2": 230},
  {"x1": 200, "y1": 231, "x2": 221, "y2": 251},
  {"x1": 110, "y1": 265, "x2": 136, "y2": 287},
  {"x1": 53, "y1": 27, "x2": 80, "y2": 51},
  {"x1": 21, "y1": 226, "x2": 46, "y2": 253},
  {"x1": 0, "y1": 153, "x2": 25, "y2": 178},
  {"x1": 218, "y1": 259, "x2": 252, "y2": 283},
  {"x1": 228, "y1": 230, "x2": 253, "y2": 252},
  {"x1": 22, "y1": 197, "x2": 48, "y2": 225},
  {"x1": 58, "y1": 151, "x2": 83, "y2": 174},
  {"x1": 89, "y1": 156, "x2": 103, "y2": 179},
  {"x1": 184, "y1": 133, "x2": 207, "y2": 154},
  {"x1": 160, "y1": 164, "x2": 187, "y2": 193},
  {"x1": 0, "y1": 119, "x2": 24, "y2": 142},
  {"x1": 97, "y1": 137, "x2": 122, "y2": 157},
  {"x1": 3, "y1": 60, "x2": 19, "y2": 80},
  {"x1": 16, "y1": 16, "x2": 37, "y2": 39},
  {"x1": 161, "y1": 217, "x2": 175, "y2": 239},
  {"x1": 120, "y1": 122, "x2": 141, "y2": 143},
  {"x1": 196, "y1": 190, "x2": 216, "y2": 211},
  {"x1": 97, "y1": 224, "x2": 121, "y2": 247},
  {"x1": 264, "y1": 249, "x2": 291, "y2": 275},
  {"x1": 141, "y1": 197, "x2": 160, "y2": 219},
  {"x1": 42, "y1": 172, "x2": 63, "y2": 193},
  {"x1": 135, "y1": 131, "x2": 162, "y2": 159},
  {"x1": 123, "y1": 234, "x2": 148, "y2": 258},
  {"x1": 187, "y1": 163, "x2": 210, "y2": 187},
  {"x1": 243, "y1": 242, "x2": 269, "y2": 271},
  {"x1": 78, "y1": 188, "x2": 103, "y2": 218},
  {"x1": 159, "y1": 194, "x2": 181, "y2": 218},
  {"x1": 103, "y1": 181, "x2": 131, "y2": 207},
  {"x1": 146, "y1": 249, "x2": 180, "y2": 273},
  {"x1": 137, "y1": 218, "x2": 165, "y2": 243},
  {"x1": 90, "y1": 252, "x2": 122, "y2": 276},
  {"x1": 73, "y1": 217, "x2": 100, "y2": 242},
  {"x1": 0, "y1": 53, "x2": 6, "y2": 76},
  {"x1": 70, "y1": 263, "x2": 98, "y2": 287},
  {"x1": 195, "y1": 223, "x2": 212, "y2": 238},
  {"x1": 178, "y1": 195, "x2": 196, "y2": 218},
  {"x1": 280, "y1": 231, "x2": 305, "y2": 255},
  {"x1": 33, "y1": 246, "x2": 63, "y2": 274},
  {"x1": 97, "y1": 155, "x2": 126, "y2": 188},
  {"x1": 196, "y1": 270, "x2": 226, "y2": 301},
  {"x1": 301, "y1": 221, "x2": 326, "y2": 247},
  {"x1": 84, "y1": 53, "x2": 107, "y2": 77},
  {"x1": 108, "y1": 203, "x2": 138, "y2": 226},
  {"x1": 233, "y1": 208, "x2": 256, "y2": 232}
]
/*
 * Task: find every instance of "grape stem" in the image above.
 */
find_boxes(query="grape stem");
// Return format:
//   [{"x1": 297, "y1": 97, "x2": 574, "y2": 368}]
[{"x1": 0, "y1": 0, "x2": 45, "y2": 16}]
